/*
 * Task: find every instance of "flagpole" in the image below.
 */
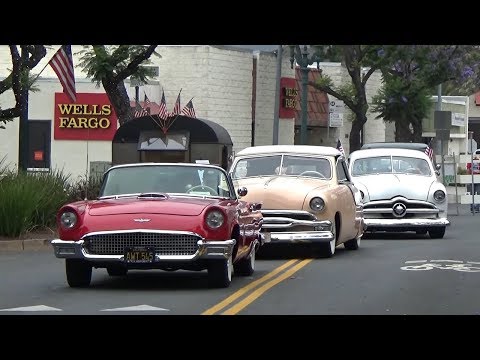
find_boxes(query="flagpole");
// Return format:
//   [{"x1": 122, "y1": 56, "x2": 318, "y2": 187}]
[
  {"x1": 167, "y1": 95, "x2": 194, "y2": 131},
  {"x1": 31, "y1": 46, "x2": 62, "y2": 84}
]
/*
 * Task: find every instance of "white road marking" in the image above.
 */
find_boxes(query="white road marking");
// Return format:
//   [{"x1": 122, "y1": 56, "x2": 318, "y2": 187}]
[
  {"x1": 429, "y1": 260, "x2": 463, "y2": 263},
  {"x1": 0, "y1": 305, "x2": 62, "y2": 312},
  {"x1": 404, "y1": 260, "x2": 427, "y2": 264},
  {"x1": 101, "y1": 305, "x2": 170, "y2": 312},
  {"x1": 467, "y1": 261, "x2": 480, "y2": 264}
]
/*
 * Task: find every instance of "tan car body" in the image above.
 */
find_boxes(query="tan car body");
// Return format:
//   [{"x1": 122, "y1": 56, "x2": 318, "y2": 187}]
[{"x1": 229, "y1": 145, "x2": 365, "y2": 256}]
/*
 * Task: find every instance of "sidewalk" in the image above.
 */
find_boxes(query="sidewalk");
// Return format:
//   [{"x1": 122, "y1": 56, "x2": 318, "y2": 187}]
[{"x1": 0, "y1": 228, "x2": 56, "y2": 252}]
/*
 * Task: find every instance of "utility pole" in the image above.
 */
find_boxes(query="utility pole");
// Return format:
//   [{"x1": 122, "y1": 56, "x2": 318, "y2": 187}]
[
  {"x1": 272, "y1": 45, "x2": 282, "y2": 145},
  {"x1": 18, "y1": 46, "x2": 29, "y2": 172}
]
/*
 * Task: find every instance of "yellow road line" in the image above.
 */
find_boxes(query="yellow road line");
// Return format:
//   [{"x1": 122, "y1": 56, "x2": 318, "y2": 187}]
[
  {"x1": 222, "y1": 258, "x2": 313, "y2": 315},
  {"x1": 201, "y1": 259, "x2": 300, "y2": 315}
]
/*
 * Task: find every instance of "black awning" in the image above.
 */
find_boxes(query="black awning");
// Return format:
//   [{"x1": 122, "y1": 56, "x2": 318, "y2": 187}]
[{"x1": 113, "y1": 115, "x2": 233, "y2": 145}]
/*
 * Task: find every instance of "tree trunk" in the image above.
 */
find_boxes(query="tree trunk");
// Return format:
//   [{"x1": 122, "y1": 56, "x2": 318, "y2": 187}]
[
  {"x1": 411, "y1": 117, "x2": 424, "y2": 142},
  {"x1": 395, "y1": 120, "x2": 412, "y2": 142},
  {"x1": 349, "y1": 111, "x2": 368, "y2": 152},
  {"x1": 101, "y1": 78, "x2": 134, "y2": 126}
]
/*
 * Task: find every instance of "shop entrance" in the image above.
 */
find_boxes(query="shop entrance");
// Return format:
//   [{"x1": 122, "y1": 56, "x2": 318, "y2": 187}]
[{"x1": 112, "y1": 115, "x2": 234, "y2": 170}]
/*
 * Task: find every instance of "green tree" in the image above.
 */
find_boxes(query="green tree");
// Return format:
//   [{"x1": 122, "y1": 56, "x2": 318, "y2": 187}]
[
  {"x1": 0, "y1": 45, "x2": 47, "y2": 129},
  {"x1": 372, "y1": 45, "x2": 480, "y2": 142},
  {"x1": 299, "y1": 45, "x2": 389, "y2": 152},
  {"x1": 76, "y1": 45, "x2": 160, "y2": 125}
]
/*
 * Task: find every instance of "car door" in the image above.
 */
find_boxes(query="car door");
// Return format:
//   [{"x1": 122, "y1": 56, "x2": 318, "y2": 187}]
[{"x1": 336, "y1": 158, "x2": 361, "y2": 240}]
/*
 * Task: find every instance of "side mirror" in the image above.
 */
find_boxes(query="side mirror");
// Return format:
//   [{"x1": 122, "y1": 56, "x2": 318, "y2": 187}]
[
  {"x1": 435, "y1": 170, "x2": 440, "y2": 176},
  {"x1": 435, "y1": 164, "x2": 441, "y2": 170},
  {"x1": 237, "y1": 187, "x2": 248, "y2": 197}
]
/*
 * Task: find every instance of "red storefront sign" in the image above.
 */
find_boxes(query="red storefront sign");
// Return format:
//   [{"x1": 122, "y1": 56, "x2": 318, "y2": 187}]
[
  {"x1": 54, "y1": 93, "x2": 118, "y2": 140},
  {"x1": 279, "y1": 77, "x2": 297, "y2": 119}
]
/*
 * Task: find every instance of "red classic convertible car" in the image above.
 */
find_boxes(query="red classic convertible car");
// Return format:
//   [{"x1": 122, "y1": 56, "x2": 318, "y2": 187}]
[{"x1": 51, "y1": 163, "x2": 263, "y2": 288}]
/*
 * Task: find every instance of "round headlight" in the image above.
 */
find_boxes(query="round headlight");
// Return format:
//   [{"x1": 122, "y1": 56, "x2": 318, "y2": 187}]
[
  {"x1": 309, "y1": 197, "x2": 325, "y2": 212},
  {"x1": 433, "y1": 190, "x2": 446, "y2": 202},
  {"x1": 206, "y1": 210, "x2": 224, "y2": 229},
  {"x1": 60, "y1": 211, "x2": 77, "y2": 229}
]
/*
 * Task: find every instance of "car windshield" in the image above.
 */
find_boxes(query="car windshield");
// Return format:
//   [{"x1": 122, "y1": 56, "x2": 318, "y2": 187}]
[
  {"x1": 352, "y1": 156, "x2": 431, "y2": 176},
  {"x1": 99, "y1": 165, "x2": 233, "y2": 198},
  {"x1": 231, "y1": 155, "x2": 332, "y2": 179}
]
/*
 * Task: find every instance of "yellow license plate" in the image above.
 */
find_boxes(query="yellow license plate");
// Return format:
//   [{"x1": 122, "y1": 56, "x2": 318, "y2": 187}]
[{"x1": 124, "y1": 247, "x2": 155, "y2": 263}]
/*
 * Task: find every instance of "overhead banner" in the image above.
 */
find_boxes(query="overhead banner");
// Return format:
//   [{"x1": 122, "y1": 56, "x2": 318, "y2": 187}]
[{"x1": 54, "y1": 92, "x2": 118, "y2": 140}]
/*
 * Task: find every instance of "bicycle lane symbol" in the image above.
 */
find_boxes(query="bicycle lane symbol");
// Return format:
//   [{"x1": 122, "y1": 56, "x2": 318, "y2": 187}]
[{"x1": 401, "y1": 260, "x2": 480, "y2": 272}]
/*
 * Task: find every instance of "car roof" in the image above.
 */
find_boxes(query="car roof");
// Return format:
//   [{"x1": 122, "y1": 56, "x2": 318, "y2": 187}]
[
  {"x1": 235, "y1": 145, "x2": 341, "y2": 157},
  {"x1": 361, "y1": 142, "x2": 428, "y2": 151},
  {"x1": 349, "y1": 148, "x2": 431, "y2": 162},
  {"x1": 107, "y1": 162, "x2": 226, "y2": 171}
]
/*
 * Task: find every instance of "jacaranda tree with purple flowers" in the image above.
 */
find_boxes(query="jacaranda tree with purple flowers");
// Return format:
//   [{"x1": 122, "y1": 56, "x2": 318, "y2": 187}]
[{"x1": 372, "y1": 45, "x2": 480, "y2": 142}]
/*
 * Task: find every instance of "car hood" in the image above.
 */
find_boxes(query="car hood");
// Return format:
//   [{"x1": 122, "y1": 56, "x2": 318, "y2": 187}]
[
  {"x1": 353, "y1": 174, "x2": 435, "y2": 201},
  {"x1": 234, "y1": 176, "x2": 330, "y2": 209},
  {"x1": 87, "y1": 196, "x2": 215, "y2": 216}
]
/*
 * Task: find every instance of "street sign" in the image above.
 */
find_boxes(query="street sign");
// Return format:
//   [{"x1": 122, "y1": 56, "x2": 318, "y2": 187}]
[
  {"x1": 434, "y1": 110, "x2": 452, "y2": 129},
  {"x1": 436, "y1": 129, "x2": 450, "y2": 141},
  {"x1": 329, "y1": 100, "x2": 345, "y2": 114},
  {"x1": 329, "y1": 112, "x2": 344, "y2": 127}
]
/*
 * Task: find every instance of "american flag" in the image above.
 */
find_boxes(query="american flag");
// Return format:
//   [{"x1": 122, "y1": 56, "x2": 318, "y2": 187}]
[
  {"x1": 181, "y1": 98, "x2": 196, "y2": 118},
  {"x1": 158, "y1": 90, "x2": 169, "y2": 120},
  {"x1": 171, "y1": 90, "x2": 181, "y2": 116},
  {"x1": 143, "y1": 93, "x2": 151, "y2": 115},
  {"x1": 48, "y1": 45, "x2": 76, "y2": 103},
  {"x1": 133, "y1": 101, "x2": 146, "y2": 118},
  {"x1": 425, "y1": 139, "x2": 434, "y2": 160},
  {"x1": 336, "y1": 139, "x2": 345, "y2": 157}
]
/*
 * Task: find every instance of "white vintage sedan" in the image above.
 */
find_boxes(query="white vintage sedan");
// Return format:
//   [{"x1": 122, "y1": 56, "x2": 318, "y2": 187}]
[{"x1": 348, "y1": 147, "x2": 449, "y2": 239}]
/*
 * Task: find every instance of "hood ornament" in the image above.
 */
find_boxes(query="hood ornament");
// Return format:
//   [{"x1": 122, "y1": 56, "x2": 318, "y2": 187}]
[{"x1": 133, "y1": 218, "x2": 151, "y2": 223}]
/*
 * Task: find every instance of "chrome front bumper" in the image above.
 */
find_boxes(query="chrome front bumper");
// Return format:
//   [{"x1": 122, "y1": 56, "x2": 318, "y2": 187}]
[
  {"x1": 364, "y1": 218, "x2": 450, "y2": 229},
  {"x1": 51, "y1": 239, "x2": 236, "y2": 262},
  {"x1": 263, "y1": 230, "x2": 335, "y2": 243},
  {"x1": 260, "y1": 210, "x2": 335, "y2": 244}
]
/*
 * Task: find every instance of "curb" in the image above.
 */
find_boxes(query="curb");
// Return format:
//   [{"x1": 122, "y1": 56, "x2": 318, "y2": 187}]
[{"x1": 0, "y1": 238, "x2": 52, "y2": 253}]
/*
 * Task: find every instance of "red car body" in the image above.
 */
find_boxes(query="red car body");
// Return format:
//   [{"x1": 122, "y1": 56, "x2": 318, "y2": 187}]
[{"x1": 52, "y1": 163, "x2": 263, "y2": 288}]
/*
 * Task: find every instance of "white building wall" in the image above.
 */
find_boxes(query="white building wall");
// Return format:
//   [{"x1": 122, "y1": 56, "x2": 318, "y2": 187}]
[{"x1": 0, "y1": 89, "x2": 18, "y2": 172}]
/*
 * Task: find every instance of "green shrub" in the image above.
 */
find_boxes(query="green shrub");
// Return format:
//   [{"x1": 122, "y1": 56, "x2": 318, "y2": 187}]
[
  {"x1": 0, "y1": 167, "x2": 71, "y2": 237},
  {"x1": 67, "y1": 174, "x2": 103, "y2": 202}
]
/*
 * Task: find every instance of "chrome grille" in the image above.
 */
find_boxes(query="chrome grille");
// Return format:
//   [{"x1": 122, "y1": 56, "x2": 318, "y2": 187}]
[
  {"x1": 363, "y1": 198, "x2": 439, "y2": 219},
  {"x1": 261, "y1": 210, "x2": 317, "y2": 221},
  {"x1": 84, "y1": 232, "x2": 200, "y2": 256}
]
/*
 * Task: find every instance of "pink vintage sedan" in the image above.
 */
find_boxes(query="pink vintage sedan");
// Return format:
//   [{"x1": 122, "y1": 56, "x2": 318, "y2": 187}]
[
  {"x1": 51, "y1": 163, "x2": 263, "y2": 288},
  {"x1": 230, "y1": 145, "x2": 365, "y2": 257}
]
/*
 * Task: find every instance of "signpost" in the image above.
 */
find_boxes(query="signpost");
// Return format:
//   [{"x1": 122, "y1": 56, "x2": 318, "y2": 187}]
[
  {"x1": 328, "y1": 100, "x2": 344, "y2": 141},
  {"x1": 434, "y1": 110, "x2": 451, "y2": 185}
]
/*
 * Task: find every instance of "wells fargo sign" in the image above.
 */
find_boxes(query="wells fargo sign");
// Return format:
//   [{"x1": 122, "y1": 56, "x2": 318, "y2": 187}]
[
  {"x1": 279, "y1": 77, "x2": 298, "y2": 118},
  {"x1": 54, "y1": 93, "x2": 118, "y2": 140}
]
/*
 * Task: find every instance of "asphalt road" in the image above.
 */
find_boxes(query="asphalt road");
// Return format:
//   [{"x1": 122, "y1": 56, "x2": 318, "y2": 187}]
[{"x1": 0, "y1": 214, "x2": 479, "y2": 315}]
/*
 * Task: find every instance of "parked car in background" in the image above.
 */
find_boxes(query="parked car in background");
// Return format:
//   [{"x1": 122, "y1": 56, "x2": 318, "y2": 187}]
[
  {"x1": 51, "y1": 163, "x2": 263, "y2": 288},
  {"x1": 348, "y1": 147, "x2": 449, "y2": 238},
  {"x1": 229, "y1": 145, "x2": 365, "y2": 257}
]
